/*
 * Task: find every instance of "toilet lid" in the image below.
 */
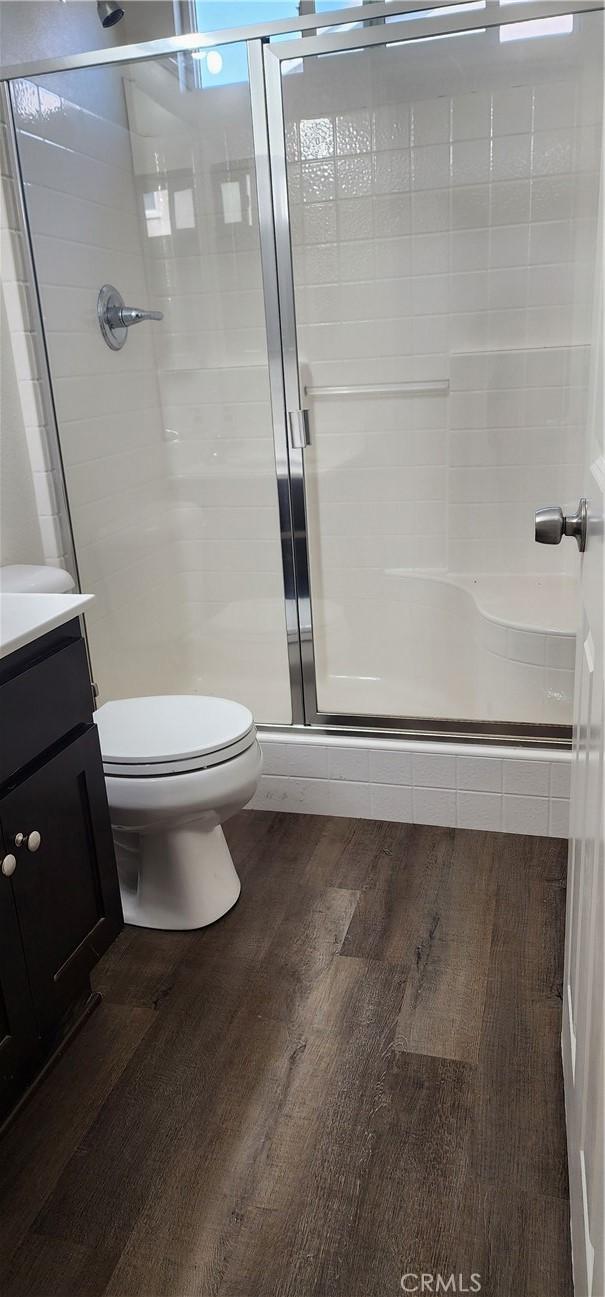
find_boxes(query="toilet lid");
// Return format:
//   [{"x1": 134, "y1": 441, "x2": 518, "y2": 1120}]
[{"x1": 95, "y1": 695, "x2": 255, "y2": 774}]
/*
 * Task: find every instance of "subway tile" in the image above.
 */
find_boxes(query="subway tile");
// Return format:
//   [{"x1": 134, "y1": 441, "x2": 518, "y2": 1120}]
[
  {"x1": 530, "y1": 174, "x2": 576, "y2": 223},
  {"x1": 412, "y1": 144, "x2": 450, "y2": 191},
  {"x1": 411, "y1": 232, "x2": 449, "y2": 275},
  {"x1": 369, "y1": 748, "x2": 413, "y2": 786},
  {"x1": 328, "y1": 746, "x2": 370, "y2": 783},
  {"x1": 457, "y1": 791, "x2": 502, "y2": 832},
  {"x1": 338, "y1": 156, "x2": 373, "y2": 198},
  {"x1": 451, "y1": 228, "x2": 489, "y2": 271},
  {"x1": 370, "y1": 783, "x2": 413, "y2": 823},
  {"x1": 532, "y1": 129, "x2": 574, "y2": 178},
  {"x1": 529, "y1": 221, "x2": 572, "y2": 266},
  {"x1": 492, "y1": 135, "x2": 531, "y2": 182},
  {"x1": 373, "y1": 104, "x2": 410, "y2": 152},
  {"x1": 287, "y1": 744, "x2": 329, "y2": 779},
  {"x1": 451, "y1": 186, "x2": 489, "y2": 230},
  {"x1": 300, "y1": 117, "x2": 334, "y2": 160},
  {"x1": 489, "y1": 224, "x2": 530, "y2": 269},
  {"x1": 451, "y1": 140, "x2": 490, "y2": 186},
  {"x1": 373, "y1": 150, "x2": 411, "y2": 196},
  {"x1": 412, "y1": 97, "x2": 451, "y2": 146},
  {"x1": 251, "y1": 775, "x2": 331, "y2": 815},
  {"x1": 451, "y1": 91, "x2": 491, "y2": 142},
  {"x1": 303, "y1": 202, "x2": 337, "y2": 244},
  {"x1": 339, "y1": 196, "x2": 374, "y2": 240},
  {"x1": 457, "y1": 756, "x2": 502, "y2": 793},
  {"x1": 490, "y1": 180, "x2": 530, "y2": 227},
  {"x1": 413, "y1": 752, "x2": 456, "y2": 789},
  {"x1": 503, "y1": 759, "x2": 550, "y2": 797},
  {"x1": 450, "y1": 271, "x2": 488, "y2": 313},
  {"x1": 302, "y1": 161, "x2": 336, "y2": 203},
  {"x1": 411, "y1": 188, "x2": 450, "y2": 233},
  {"x1": 449, "y1": 352, "x2": 488, "y2": 392},
  {"x1": 336, "y1": 110, "x2": 371, "y2": 156},
  {"x1": 329, "y1": 781, "x2": 371, "y2": 818},
  {"x1": 502, "y1": 795, "x2": 549, "y2": 836},
  {"x1": 413, "y1": 787, "x2": 457, "y2": 828},
  {"x1": 492, "y1": 86, "x2": 532, "y2": 137},
  {"x1": 259, "y1": 741, "x2": 290, "y2": 776}
]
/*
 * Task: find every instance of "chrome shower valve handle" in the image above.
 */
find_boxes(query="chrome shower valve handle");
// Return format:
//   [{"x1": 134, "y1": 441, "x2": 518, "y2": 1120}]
[{"x1": 98, "y1": 284, "x2": 163, "y2": 351}]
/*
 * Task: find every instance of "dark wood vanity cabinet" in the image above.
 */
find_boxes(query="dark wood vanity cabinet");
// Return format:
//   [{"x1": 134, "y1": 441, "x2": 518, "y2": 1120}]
[{"x1": 0, "y1": 619, "x2": 123, "y2": 1122}]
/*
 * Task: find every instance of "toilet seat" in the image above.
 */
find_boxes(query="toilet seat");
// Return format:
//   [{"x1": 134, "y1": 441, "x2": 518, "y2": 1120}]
[{"x1": 95, "y1": 695, "x2": 256, "y2": 777}]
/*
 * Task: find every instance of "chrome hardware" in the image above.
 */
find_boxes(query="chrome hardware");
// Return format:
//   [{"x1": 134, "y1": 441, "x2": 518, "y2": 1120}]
[
  {"x1": 97, "y1": 284, "x2": 163, "y2": 351},
  {"x1": 535, "y1": 498, "x2": 587, "y2": 552},
  {"x1": 288, "y1": 409, "x2": 311, "y2": 450},
  {"x1": 15, "y1": 830, "x2": 41, "y2": 852},
  {"x1": 2, "y1": 854, "x2": 17, "y2": 877},
  {"x1": 305, "y1": 379, "x2": 449, "y2": 398}
]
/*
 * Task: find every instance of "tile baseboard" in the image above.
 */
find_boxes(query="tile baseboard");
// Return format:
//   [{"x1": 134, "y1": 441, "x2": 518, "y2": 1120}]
[{"x1": 253, "y1": 732, "x2": 571, "y2": 838}]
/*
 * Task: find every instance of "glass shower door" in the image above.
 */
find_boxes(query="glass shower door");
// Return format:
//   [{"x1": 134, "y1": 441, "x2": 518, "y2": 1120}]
[
  {"x1": 11, "y1": 43, "x2": 295, "y2": 723},
  {"x1": 266, "y1": 1, "x2": 603, "y2": 730}
]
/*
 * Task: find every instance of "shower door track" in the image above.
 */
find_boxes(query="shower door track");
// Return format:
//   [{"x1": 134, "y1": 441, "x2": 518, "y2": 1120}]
[{"x1": 3, "y1": 0, "x2": 599, "y2": 749}]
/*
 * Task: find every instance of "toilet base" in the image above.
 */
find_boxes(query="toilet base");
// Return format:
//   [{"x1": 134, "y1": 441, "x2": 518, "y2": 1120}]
[{"x1": 114, "y1": 822, "x2": 241, "y2": 930}]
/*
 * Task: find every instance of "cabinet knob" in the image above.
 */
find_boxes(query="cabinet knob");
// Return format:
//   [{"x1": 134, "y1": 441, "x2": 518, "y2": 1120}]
[
  {"x1": 2, "y1": 854, "x2": 17, "y2": 877},
  {"x1": 15, "y1": 830, "x2": 41, "y2": 852}
]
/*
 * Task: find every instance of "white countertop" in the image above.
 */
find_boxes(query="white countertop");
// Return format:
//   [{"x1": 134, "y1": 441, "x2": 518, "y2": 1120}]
[{"x1": 0, "y1": 592, "x2": 94, "y2": 660}]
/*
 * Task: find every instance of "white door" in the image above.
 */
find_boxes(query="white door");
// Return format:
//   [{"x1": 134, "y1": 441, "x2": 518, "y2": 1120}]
[{"x1": 561, "y1": 169, "x2": 605, "y2": 1294}]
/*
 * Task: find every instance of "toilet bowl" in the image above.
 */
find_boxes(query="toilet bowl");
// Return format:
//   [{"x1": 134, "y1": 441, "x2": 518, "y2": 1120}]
[{"x1": 94, "y1": 695, "x2": 262, "y2": 931}]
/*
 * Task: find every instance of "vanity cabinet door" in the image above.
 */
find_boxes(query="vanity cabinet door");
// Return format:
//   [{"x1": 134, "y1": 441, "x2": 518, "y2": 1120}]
[
  {"x1": 0, "y1": 728, "x2": 123, "y2": 1034},
  {"x1": 0, "y1": 858, "x2": 37, "y2": 1095}
]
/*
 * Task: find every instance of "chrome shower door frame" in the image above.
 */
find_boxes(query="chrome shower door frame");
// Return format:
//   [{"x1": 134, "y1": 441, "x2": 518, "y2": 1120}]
[{"x1": 261, "y1": 0, "x2": 601, "y2": 743}]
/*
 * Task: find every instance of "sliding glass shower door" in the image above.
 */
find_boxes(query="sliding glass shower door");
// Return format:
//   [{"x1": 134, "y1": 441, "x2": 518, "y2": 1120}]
[
  {"x1": 11, "y1": 44, "x2": 295, "y2": 722},
  {"x1": 266, "y1": 1, "x2": 603, "y2": 731}
]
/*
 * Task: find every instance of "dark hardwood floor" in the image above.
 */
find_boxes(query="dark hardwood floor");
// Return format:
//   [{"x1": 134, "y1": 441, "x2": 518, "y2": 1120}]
[{"x1": 0, "y1": 812, "x2": 572, "y2": 1297}]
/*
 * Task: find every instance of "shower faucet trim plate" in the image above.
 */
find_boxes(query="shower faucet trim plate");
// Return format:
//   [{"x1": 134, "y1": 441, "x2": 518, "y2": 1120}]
[{"x1": 97, "y1": 284, "x2": 163, "y2": 351}]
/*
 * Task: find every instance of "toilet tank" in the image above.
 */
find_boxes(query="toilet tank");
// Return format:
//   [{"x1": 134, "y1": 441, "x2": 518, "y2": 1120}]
[{"x1": 0, "y1": 564, "x2": 76, "y2": 594}]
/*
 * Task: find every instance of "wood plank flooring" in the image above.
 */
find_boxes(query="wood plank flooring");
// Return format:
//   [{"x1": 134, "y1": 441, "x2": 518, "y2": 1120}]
[{"x1": 0, "y1": 812, "x2": 572, "y2": 1297}]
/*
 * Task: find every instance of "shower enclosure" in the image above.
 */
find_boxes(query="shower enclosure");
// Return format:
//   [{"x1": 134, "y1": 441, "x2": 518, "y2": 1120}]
[{"x1": 4, "y1": 0, "x2": 603, "y2": 744}]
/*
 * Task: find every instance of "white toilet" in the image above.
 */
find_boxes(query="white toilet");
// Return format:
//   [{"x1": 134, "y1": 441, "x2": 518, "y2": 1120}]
[{"x1": 94, "y1": 695, "x2": 262, "y2": 931}]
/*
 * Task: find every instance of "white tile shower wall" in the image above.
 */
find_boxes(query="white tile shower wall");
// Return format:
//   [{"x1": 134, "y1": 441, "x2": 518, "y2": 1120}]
[
  {"x1": 284, "y1": 29, "x2": 602, "y2": 618},
  {"x1": 0, "y1": 105, "x2": 65, "y2": 568},
  {"x1": 124, "y1": 64, "x2": 292, "y2": 722},
  {"x1": 12, "y1": 74, "x2": 186, "y2": 701},
  {"x1": 254, "y1": 733, "x2": 571, "y2": 838}
]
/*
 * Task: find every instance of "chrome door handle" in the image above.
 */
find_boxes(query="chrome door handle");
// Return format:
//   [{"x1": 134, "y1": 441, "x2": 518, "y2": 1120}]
[
  {"x1": 288, "y1": 409, "x2": 311, "y2": 450},
  {"x1": 535, "y1": 498, "x2": 587, "y2": 552},
  {"x1": 98, "y1": 284, "x2": 163, "y2": 351}
]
